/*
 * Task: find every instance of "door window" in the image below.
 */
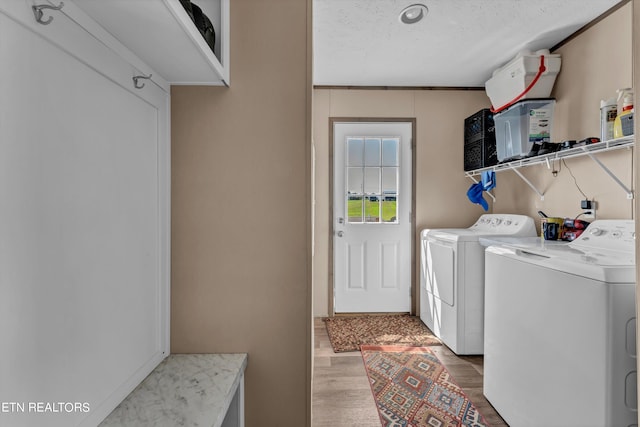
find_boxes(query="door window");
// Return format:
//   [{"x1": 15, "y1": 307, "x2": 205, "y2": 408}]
[{"x1": 346, "y1": 137, "x2": 399, "y2": 223}]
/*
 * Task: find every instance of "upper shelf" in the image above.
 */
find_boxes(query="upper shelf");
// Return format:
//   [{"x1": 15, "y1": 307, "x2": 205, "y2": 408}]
[
  {"x1": 464, "y1": 136, "x2": 634, "y2": 177},
  {"x1": 73, "y1": 0, "x2": 229, "y2": 86}
]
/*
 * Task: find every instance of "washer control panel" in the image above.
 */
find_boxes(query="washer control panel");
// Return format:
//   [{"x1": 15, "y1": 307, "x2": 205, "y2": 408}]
[
  {"x1": 571, "y1": 220, "x2": 635, "y2": 252},
  {"x1": 470, "y1": 214, "x2": 537, "y2": 235}
]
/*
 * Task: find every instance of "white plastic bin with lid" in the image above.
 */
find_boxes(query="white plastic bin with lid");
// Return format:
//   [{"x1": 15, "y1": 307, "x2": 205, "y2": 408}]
[
  {"x1": 494, "y1": 98, "x2": 555, "y2": 161},
  {"x1": 485, "y1": 50, "x2": 561, "y2": 110}
]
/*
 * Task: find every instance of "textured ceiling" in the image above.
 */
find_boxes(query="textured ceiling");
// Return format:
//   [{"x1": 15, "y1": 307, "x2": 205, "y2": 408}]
[{"x1": 313, "y1": 0, "x2": 624, "y2": 87}]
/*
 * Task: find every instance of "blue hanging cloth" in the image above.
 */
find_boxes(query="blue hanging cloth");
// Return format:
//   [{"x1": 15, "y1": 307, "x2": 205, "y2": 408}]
[
  {"x1": 481, "y1": 170, "x2": 496, "y2": 191},
  {"x1": 467, "y1": 182, "x2": 488, "y2": 211}
]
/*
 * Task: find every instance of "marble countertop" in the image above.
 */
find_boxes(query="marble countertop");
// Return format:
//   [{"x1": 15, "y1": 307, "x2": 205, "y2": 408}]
[{"x1": 100, "y1": 353, "x2": 248, "y2": 427}]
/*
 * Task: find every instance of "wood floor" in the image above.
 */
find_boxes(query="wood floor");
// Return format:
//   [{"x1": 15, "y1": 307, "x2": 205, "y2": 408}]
[{"x1": 312, "y1": 317, "x2": 509, "y2": 426}]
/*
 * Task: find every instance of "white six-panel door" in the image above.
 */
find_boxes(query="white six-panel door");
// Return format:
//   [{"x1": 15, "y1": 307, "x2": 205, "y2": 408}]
[{"x1": 333, "y1": 122, "x2": 412, "y2": 313}]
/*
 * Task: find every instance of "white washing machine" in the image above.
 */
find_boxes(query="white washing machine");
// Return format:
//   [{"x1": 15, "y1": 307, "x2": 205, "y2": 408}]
[
  {"x1": 483, "y1": 219, "x2": 637, "y2": 427},
  {"x1": 419, "y1": 213, "x2": 537, "y2": 355}
]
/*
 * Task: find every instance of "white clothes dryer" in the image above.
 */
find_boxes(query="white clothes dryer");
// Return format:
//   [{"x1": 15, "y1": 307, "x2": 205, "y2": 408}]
[
  {"x1": 419, "y1": 214, "x2": 537, "y2": 355},
  {"x1": 483, "y1": 219, "x2": 637, "y2": 427}
]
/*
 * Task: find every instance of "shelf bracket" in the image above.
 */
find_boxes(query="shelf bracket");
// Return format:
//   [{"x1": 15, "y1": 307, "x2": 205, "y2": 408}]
[
  {"x1": 583, "y1": 150, "x2": 634, "y2": 199},
  {"x1": 466, "y1": 174, "x2": 496, "y2": 202},
  {"x1": 511, "y1": 168, "x2": 545, "y2": 200}
]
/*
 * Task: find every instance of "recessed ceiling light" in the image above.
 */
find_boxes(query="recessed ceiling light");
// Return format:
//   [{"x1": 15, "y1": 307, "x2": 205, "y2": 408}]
[{"x1": 399, "y1": 4, "x2": 428, "y2": 24}]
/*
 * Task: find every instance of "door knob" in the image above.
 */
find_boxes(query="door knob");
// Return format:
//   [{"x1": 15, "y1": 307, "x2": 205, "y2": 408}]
[{"x1": 337, "y1": 231, "x2": 344, "y2": 237}]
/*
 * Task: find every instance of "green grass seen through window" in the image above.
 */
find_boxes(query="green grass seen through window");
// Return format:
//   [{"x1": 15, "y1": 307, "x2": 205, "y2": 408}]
[{"x1": 347, "y1": 199, "x2": 397, "y2": 222}]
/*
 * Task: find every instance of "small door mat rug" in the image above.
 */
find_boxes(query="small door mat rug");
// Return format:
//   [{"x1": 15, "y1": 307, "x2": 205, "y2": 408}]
[
  {"x1": 361, "y1": 345, "x2": 489, "y2": 427},
  {"x1": 323, "y1": 315, "x2": 441, "y2": 353}
]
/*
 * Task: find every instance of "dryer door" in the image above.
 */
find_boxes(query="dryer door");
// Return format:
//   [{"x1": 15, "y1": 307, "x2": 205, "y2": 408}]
[{"x1": 426, "y1": 238, "x2": 455, "y2": 306}]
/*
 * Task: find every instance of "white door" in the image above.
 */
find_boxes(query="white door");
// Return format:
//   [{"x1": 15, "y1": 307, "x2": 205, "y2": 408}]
[{"x1": 333, "y1": 121, "x2": 412, "y2": 313}]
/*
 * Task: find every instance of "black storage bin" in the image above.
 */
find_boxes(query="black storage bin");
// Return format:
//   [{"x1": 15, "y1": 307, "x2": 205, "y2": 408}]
[{"x1": 464, "y1": 109, "x2": 497, "y2": 171}]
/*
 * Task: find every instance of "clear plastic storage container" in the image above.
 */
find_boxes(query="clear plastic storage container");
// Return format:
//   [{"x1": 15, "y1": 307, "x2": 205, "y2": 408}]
[{"x1": 494, "y1": 98, "x2": 555, "y2": 161}]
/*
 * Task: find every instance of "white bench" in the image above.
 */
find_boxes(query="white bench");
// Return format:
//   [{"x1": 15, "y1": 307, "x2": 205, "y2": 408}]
[{"x1": 100, "y1": 354, "x2": 247, "y2": 427}]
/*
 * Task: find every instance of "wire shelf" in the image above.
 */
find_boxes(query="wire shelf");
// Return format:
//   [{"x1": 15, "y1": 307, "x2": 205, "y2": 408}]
[
  {"x1": 464, "y1": 136, "x2": 634, "y2": 177},
  {"x1": 464, "y1": 135, "x2": 635, "y2": 200}
]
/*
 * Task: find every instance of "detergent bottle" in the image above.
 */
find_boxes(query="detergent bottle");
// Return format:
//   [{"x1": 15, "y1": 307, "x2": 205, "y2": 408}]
[
  {"x1": 600, "y1": 97, "x2": 617, "y2": 141},
  {"x1": 613, "y1": 88, "x2": 634, "y2": 138}
]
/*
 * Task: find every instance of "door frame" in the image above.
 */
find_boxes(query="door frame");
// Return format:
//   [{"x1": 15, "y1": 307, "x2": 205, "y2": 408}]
[{"x1": 328, "y1": 117, "x2": 417, "y2": 316}]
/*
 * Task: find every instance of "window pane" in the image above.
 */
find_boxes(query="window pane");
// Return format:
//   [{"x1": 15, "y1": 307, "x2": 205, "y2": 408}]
[
  {"x1": 382, "y1": 167, "x2": 397, "y2": 194},
  {"x1": 364, "y1": 138, "x2": 381, "y2": 166},
  {"x1": 347, "y1": 138, "x2": 363, "y2": 166},
  {"x1": 382, "y1": 167, "x2": 397, "y2": 223},
  {"x1": 364, "y1": 196, "x2": 380, "y2": 223},
  {"x1": 345, "y1": 136, "x2": 400, "y2": 225},
  {"x1": 382, "y1": 138, "x2": 399, "y2": 166},
  {"x1": 347, "y1": 196, "x2": 363, "y2": 223},
  {"x1": 381, "y1": 198, "x2": 398, "y2": 223},
  {"x1": 364, "y1": 167, "x2": 380, "y2": 194},
  {"x1": 347, "y1": 167, "x2": 363, "y2": 195}
]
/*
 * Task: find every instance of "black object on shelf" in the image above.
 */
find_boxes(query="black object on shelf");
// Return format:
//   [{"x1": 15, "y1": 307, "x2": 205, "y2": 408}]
[
  {"x1": 558, "y1": 140, "x2": 577, "y2": 150},
  {"x1": 179, "y1": 0, "x2": 194, "y2": 21},
  {"x1": 191, "y1": 3, "x2": 216, "y2": 53},
  {"x1": 464, "y1": 109, "x2": 497, "y2": 171},
  {"x1": 179, "y1": 0, "x2": 216, "y2": 54},
  {"x1": 537, "y1": 141, "x2": 561, "y2": 155}
]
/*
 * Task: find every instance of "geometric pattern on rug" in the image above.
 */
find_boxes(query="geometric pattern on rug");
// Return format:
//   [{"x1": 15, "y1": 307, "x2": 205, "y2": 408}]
[
  {"x1": 361, "y1": 345, "x2": 489, "y2": 427},
  {"x1": 323, "y1": 315, "x2": 441, "y2": 353}
]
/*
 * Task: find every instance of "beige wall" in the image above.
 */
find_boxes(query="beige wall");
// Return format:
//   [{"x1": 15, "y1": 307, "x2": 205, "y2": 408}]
[
  {"x1": 313, "y1": 89, "x2": 491, "y2": 317},
  {"x1": 313, "y1": 2, "x2": 633, "y2": 318},
  {"x1": 493, "y1": 3, "x2": 633, "y2": 222},
  {"x1": 170, "y1": 1, "x2": 311, "y2": 426}
]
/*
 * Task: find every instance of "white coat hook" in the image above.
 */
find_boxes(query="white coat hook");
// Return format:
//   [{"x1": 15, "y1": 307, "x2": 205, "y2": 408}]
[
  {"x1": 132, "y1": 73, "x2": 152, "y2": 89},
  {"x1": 32, "y1": 2, "x2": 64, "y2": 25}
]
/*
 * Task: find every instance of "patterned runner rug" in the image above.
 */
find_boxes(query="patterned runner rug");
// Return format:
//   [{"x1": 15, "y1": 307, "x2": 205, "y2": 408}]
[
  {"x1": 361, "y1": 345, "x2": 489, "y2": 427},
  {"x1": 323, "y1": 315, "x2": 441, "y2": 353}
]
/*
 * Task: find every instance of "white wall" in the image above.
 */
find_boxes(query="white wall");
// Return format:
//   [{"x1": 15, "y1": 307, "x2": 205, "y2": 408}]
[{"x1": 0, "y1": 4, "x2": 169, "y2": 426}]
